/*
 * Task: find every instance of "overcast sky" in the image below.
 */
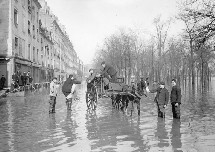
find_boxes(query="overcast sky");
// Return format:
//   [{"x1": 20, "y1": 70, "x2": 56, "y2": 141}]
[{"x1": 46, "y1": 0, "x2": 183, "y2": 64}]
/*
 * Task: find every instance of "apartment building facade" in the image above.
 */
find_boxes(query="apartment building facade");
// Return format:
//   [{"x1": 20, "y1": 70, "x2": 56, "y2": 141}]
[
  {"x1": 0, "y1": 0, "x2": 84, "y2": 87},
  {"x1": 39, "y1": 0, "x2": 80, "y2": 81},
  {"x1": 0, "y1": 0, "x2": 42, "y2": 87}
]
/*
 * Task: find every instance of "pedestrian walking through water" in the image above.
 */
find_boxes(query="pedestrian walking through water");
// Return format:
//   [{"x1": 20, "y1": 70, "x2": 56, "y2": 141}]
[
  {"x1": 170, "y1": 79, "x2": 181, "y2": 119},
  {"x1": 147, "y1": 81, "x2": 169, "y2": 118},
  {"x1": 49, "y1": 77, "x2": 59, "y2": 114},
  {"x1": 62, "y1": 74, "x2": 81, "y2": 110}
]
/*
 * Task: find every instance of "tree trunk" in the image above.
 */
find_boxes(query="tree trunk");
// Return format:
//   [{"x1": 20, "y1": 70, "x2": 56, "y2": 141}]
[{"x1": 190, "y1": 40, "x2": 195, "y2": 91}]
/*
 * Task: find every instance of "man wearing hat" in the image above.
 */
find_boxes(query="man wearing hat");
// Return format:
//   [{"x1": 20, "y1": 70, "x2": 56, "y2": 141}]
[
  {"x1": 100, "y1": 61, "x2": 117, "y2": 83},
  {"x1": 146, "y1": 81, "x2": 169, "y2": 118},
  {"x1": 86, "y1": 69, "x2": 97, "y2": 92},
  {"x1": 62, "y1": 74, "x2": 81, "y2": 110},
  {"x1": 170, "y1": 79, "x2": 181, "y2": 119}
]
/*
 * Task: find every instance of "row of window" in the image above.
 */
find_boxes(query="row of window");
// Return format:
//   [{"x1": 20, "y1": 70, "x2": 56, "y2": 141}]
[
  {"x1": 14, "y1": 8, "x2": 39, "y2": 41},
  {"x1": 14, "y1": 36, "x2": 63, "y2": 68}
]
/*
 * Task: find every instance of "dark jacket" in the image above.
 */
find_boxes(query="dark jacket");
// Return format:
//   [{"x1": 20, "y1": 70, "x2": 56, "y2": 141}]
[
  {"x1": 150, "y1": 87, "x2": 169, "y2": 105},
  {"x1": 62, "y1": 78, "x2": 81, "y2": 96},
  {"x1": 140, "y1": 80, "x2": 146, "y2": 90},
  {"x1": 101, "y1": 64, "x2": 117, "y2": 77},
  {"x1": 170, "y1": 85, "x2": 181, "y2": 104},
  {"x1": 86, "y1": 73, "x2": 96, "y2": 83},
  {"x1": 0, "y1": 77, "x2": 6, "y2": 83}
]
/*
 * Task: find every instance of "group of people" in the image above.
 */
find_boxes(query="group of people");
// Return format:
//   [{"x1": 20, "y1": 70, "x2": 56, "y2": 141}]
[
  {"x1": 48, "y1": 74, "x2": 81, "y2": 114},
  {"x1": 86, "y1": 61, "x2": 182, "y2": 119},
  {"x1": 86, "y1": 61, "x2": 118, "y2": 92},
  {"x1": 49, "y1": 61, "x2": 117, "y2": 114},
  {"x1": 48, "y1": 61, "x2": 182, "y2": 120},
  {"x1": 11, "y1": 71, "x2": 33, "y2": 91},
  {"x1": 146, "y1": 79, "x2": 181, "y2": 119}
]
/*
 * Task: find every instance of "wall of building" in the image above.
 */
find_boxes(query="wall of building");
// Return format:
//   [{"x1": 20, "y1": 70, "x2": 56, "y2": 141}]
[
  {"x1": 0, "y1": 0, "x2": 84, "y2": 87},
  {"x1": 0, "y1": 0, "x2": 10, "y2": 56}
]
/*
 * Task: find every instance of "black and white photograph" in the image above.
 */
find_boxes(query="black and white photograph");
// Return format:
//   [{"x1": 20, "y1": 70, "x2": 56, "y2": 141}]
[{"x1": 0, "y1": 0, "x2": 215, "y2": 151}]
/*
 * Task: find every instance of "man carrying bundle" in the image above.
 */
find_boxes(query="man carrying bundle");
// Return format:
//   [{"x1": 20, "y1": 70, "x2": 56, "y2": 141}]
[{"x1": 62, "y1": 74, "x2": 81, "y2": 110}]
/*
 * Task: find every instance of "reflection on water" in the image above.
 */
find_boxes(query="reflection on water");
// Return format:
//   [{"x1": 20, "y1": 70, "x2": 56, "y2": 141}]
[
  {"x1": 171, "y1": 119, "x2": 182, "y2": 152},
  {"x1": 155, "y1": 118, "x2": 169, "y2": 148},
  {"x1": 0, "y1": 81, "x2": 215, "y2": 152}
]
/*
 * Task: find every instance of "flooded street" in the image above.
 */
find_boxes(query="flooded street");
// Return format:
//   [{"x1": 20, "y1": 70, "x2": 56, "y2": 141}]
[{"x1": 0, "y1": 80, "x2": 215, "y2": 152}]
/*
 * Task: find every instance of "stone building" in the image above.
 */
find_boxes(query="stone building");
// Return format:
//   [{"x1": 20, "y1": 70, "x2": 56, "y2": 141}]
[
  {"x1": 39, "y1": 0, "x2": 81, "y2": 81},
  {"x1": 39, "y1": 24, "x2": 54, "y2": 82},
  {"x1": 0, "y1": 0, "x2": 42, "y2": 87},
  {"x1": 0, "y1": 0, "x2": 84, "y2": 87}
]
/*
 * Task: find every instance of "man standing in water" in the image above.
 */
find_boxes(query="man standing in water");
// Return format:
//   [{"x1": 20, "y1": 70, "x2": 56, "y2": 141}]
[
  {"x1": 0, "y1": 75, "x2": 6, "y2": 90},
  {"x1": 147, "y1": 81, "x2": 169, "y2": 118},
  {"x1": 62, "y1": 74, "x2": 81, "y2": 110},
  {"x1": 170, "y1": 79, "x2": 181, "y2": 119},
  {"x1": 49, "y1": 77, "x2": 59, "y2": 114}
]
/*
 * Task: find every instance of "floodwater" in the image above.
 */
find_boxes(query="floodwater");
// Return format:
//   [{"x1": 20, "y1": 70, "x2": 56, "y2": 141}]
[{"x1": 0, "y1": 80, "x2": 215, "y2": 152}]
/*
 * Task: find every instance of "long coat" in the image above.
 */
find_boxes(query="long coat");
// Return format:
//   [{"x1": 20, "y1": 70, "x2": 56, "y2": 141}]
[
  {"x1": 150, "y1": 87, "x2": 169, "y2": 105},
  {"x1": 170, "y1": 86, "x2": 181, "y2": 104},
  {"x1": 62, "y1": 78, "x2": 81, "y2": 97},
  {"x1": 101, "y1": 64, "x2": 117, "y2": 77}
]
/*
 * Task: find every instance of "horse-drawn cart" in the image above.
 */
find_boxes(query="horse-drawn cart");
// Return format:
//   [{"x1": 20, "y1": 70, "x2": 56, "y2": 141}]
[{"x1": 86, "y1": 74, "x2": 144, "y2": 116}]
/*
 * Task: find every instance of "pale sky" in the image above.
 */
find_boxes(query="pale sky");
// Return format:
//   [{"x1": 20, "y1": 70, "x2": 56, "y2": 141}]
[{"x1": 45, "y1": 0, "x2": 183, "y2": 64}]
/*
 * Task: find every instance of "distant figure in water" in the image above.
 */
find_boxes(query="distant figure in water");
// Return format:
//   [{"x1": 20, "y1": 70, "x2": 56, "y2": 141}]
[
  {"x1": 0, "y1": 75, "x2": 6, "y2": 90},
  {"x1": 170, "y1": 79, "x2": 181, "y2": 119}
]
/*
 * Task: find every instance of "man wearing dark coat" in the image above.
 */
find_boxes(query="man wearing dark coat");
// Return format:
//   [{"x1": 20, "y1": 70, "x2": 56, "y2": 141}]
[
  {"x1": 170, "y1": 79, "x2": 181, "y2": 119},
  {"x1": 86, "y1": 69, "x2": 97, "y2": 92},
  {"x1": 137, "y1": 78, "x2": 147, "y2": 97},
  {"x1": 22, "y1": 72, "x2": 27, "y2": 86},
  {"x1": 0, "y1": 75, "x2": 6, "y2": 90},
  {"x1": 62, "y1": 74, "x2": 81, "y2": 110},
  {"x1": 147, "y1": 81, "x2": 169, "y2": 118},
  {"x1": 100, "y1": 61, "x2": 117, "y2": 83}
]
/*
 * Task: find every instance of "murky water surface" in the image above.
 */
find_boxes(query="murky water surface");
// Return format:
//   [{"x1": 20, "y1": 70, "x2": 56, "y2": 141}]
[{"x1": 0, "y1": 80, "x2": 215, "y2": 152}]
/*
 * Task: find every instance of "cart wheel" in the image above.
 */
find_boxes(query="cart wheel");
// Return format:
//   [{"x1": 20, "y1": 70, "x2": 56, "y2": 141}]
[
  {"x1": 92, "y1": 89, "x2": 97, "y2": 110},
  {"x1": 86, "y1": 92, "x2": 91, "y2": 109},
  {"x1": 136, "y1": 98, "x2": 140, "y2": 116}
]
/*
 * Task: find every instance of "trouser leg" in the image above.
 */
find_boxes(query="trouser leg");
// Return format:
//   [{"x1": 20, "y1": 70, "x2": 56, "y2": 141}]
[
  {"x1": 49, "y1": 96, "x2": 55, "y2": 113},
  {"x1": 135, "y1": 98, "x2": 140, "y2": 116},
  {"x1": 52, "y1": 97, "x2": 56, "y2": 113},
  {"x1": 157, "y1": 103, "x2": 165, "y2": 118},
  {"x1": 172, "y1": 103, "x2": 176, "y2": 118},
  {"x1": 172, "y1": 103, "x2": 180, "y2": 119},
  {"x1": 66, "y1": 98, "x2": 72, "y2": 110}
]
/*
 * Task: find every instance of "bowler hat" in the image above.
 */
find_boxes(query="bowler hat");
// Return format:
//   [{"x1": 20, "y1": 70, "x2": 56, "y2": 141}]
[{"x1": 101, "y1": 61, "x2": 105, "y2": 65}]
